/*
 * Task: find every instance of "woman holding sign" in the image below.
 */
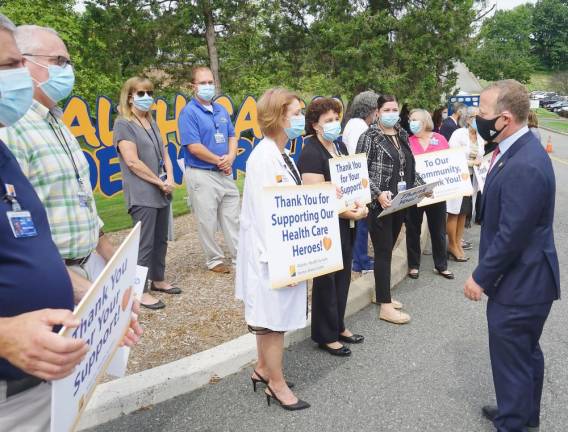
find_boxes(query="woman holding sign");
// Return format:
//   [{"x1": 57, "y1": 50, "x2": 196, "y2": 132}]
[
  {"x1": 235, "y1": 88, "x2": 310, "y2": 411},
  {"x1": 298, "y1": 98, "x2": 368, "y2": 357},
  {"x1": 356, "y1": 95, "x2": 425, "y2": 325},
  {"x1": 406, "y1": 109, "x2": 454, "y2": 280}
]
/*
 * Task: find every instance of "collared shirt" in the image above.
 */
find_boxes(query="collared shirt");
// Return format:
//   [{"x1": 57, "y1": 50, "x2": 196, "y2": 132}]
[
  {"x1": 0, "y1": 139, "x2": 74, "y2": 381},
  {"x1": 178, "y1": 98, "x2": 235, "y2": 170},
  {"x1": 492, "y1": 125, "x2": 530, "y2": 167},
  {"x1": 0, "y1": 101, "x2": 101, "y2": 259},
  {"x1": 343, "y1": 118, "x2": 369, "y2": 155},
  {"x1": 408, "y1": 132, "x2": 449, "y2": 155}
]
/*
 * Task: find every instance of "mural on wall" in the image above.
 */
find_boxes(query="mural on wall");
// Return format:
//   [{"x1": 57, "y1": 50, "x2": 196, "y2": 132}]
[{"x1": 62, "y1": 94, "x2": 343, "y2": 197}]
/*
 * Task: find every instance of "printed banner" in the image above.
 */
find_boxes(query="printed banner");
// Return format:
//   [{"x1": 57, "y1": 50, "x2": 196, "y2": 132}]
[
  {"x1": 414, "y1": 148, "x2": 473, "y2": 207},
  {"x1": 263, "y1": 183, "x2": 343, "y2": 288},
  {"x1": 378, "y1": 182, "x2": 438, "y2": 218},
  {"x1": 473, "y1": 151, "x2": 493, "y2": 193},
  {"x1": 51, "y1": 223, "x2": 141, "y2": 432},
  {"x1": 329, "y1": 153, "x2": 372, "y2": 212}
]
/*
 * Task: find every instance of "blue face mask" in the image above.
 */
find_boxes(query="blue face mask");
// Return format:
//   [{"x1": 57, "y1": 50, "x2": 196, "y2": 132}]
[
  {"x1": 409, "y1": 120, "x2": 422, "y2": 135},
  {"x1": 380, "y1": 112, "x2": 400, "y2": 128},
  {"x1": 470, "y1": 118, "x2": 478, "y2": 132},
  {"x1": 285, "y1": 115, "x2": 305, "y2": 140},
  {"x1": 34, "y1": 63, "x2": 75, "y2": 103},
  {"x1": 322, "y1": 120, "x2": 341, "y2": 142},
  {"x1": 133, "y1": 94, "x2": 154, "y2": 112},
  {"x1": 0, "y1": 67, "x2": 34, "y2": 127},
  {"x1": 197, "y1": 84, "x2": 215, "y2": 102}
]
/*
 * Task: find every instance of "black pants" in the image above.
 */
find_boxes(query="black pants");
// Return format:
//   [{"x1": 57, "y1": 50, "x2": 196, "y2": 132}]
[
  {"x1": 368, "y1": 208, "x2": 405, "y2": 304},
  {"x1": 406, "y1": 202, "x2": 448, "y2": 272},
  {"x1": 311, "y1": 221, "x2": 353, "y2": 344},
  {"x1": 130, "y1": 205, "x2": 170, "y2": 292}
]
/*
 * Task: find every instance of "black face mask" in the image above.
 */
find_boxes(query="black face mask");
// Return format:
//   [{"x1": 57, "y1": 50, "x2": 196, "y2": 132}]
[{"x1": 475, "y1": 114, "x2": 505, "y2": 142}]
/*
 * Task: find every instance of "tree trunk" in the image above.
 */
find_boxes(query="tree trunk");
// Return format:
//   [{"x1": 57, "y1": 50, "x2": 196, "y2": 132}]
[{"x1": 201, "y1": 0, "x2": 221, "y2": 94}]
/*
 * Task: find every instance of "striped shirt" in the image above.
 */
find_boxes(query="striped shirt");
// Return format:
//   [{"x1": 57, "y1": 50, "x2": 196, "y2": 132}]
[{"x1": 0, "y1": 101, "x2": 101, "y2": 259}]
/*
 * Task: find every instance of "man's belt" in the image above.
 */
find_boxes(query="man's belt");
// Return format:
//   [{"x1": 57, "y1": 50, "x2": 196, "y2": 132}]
[
  {"x1": 189, "y1": 165, "x2": 221, "y2": 172},
  {"x1": 4, "y1": 376, "x2": 43, "y2": 398},
  {"x1": 64, "y1": 253, "x2": 91, "y2": 266}
]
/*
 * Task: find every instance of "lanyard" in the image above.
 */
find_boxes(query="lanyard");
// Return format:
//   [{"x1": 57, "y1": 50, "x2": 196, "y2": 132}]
[
  {"x1": 133, "y1": 114, "x2": 164, "y2": 165},
  {"x1": 48, "y1": 115, "x2": 84, "y2": 188},
  {"x1": 281, "y1": 153, "x2": 301, "y2": 185},
  {"x1": 3, "y1": 185, "x2": 22, "y2": 212},
  {"x1": 386, "y1": 134, "x2": 406, "y2": 178}
]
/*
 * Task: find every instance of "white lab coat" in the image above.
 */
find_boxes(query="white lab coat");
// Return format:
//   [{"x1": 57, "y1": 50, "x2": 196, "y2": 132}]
[
  {"x1": 342, "y1": 118, "x2": 369, "y2": 155},
  {"x1": 446, "y1": 127, "x2": 485, "y2": 215},
  {"x1": 235, "y1": 137, "x2": 308, "y2": 332}
]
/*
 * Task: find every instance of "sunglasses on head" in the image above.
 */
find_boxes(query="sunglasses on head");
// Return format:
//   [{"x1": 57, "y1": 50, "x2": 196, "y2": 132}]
[{"x1": 134, "y1": 90, "x2": 154, "y2": 97}]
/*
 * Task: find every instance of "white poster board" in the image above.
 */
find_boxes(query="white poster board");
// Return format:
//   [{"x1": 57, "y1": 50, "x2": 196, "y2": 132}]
[
  {"x1": 378, "y1": 182, "x2": 438, "y2": 218},
  {"x1": 51, "y1": 223, "x2": 140, "y2": 432},
  {"x1": 414, "y1": 148, "x2": 473, "y2": 207},
  {"x1": 262, "y1": 183, "x2": 343, "y2": 288},
  {"x1": 328, "y1": 153, "x2": 372, "y2": 212},
  {"x1": 473, "y1": 151, "x2": 493, "y2": 193}
]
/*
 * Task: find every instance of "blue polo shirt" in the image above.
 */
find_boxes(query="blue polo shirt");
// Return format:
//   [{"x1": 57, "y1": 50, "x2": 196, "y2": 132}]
[
  {"x1": 178, "y1": 98, "x2": 235, "y2": 170},
  {"x1": 0, "y1": 139, "x2": 74, "y2": 381}
]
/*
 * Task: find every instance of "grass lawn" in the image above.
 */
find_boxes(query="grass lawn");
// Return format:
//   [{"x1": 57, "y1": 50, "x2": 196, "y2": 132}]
[
  {"x1": 535, "y1": 108, "x2": 568, "y2": 134},
  {"x1": 528, "y1": 72, "x2": 554, "y2": 92},
  {"x1": 95, "y1": 176, "x2": 245, "y2": 233}
]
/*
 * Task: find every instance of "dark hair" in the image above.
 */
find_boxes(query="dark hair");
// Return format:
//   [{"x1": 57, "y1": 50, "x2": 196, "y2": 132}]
[
  {"x1": 377, "y1": 94, "x2": 397, "y2": 110},
  {"x1": 432, "y1": 106, "x2": 445, "y2": 129},
  {"x1": 305, "y1": 97, "x2": 342, "y2": 136},
  {"x1": 191, "y1": 65, "x2": 212, "y2": 83}
]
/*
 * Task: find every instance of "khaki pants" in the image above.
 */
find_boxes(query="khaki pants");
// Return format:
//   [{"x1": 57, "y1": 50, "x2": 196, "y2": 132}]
[
  {"x1": 186, "y1": 167, "x2": 240, "y2": 269},
  {"x1": 0, "y1": 382, "x2": 51, "y2": 432}
]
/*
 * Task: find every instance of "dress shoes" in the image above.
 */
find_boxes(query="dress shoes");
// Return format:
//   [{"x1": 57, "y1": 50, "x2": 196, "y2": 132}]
[
  {"x1": 318, "y1": 343, "x2": 352, "y2": 357},
  {"x1": 482, "y1": 405, "x2": 539, "y2": 429},
  {"x1": 379, "y1": 308, "x2": 411, "y2": 325},
  {"x1": 339, "y1": 334, "x2": 365, "y2": 344}
]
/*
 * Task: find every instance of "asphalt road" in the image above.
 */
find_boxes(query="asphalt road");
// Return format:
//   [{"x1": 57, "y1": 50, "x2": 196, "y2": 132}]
[{"x1": 91, "y1": 131, "x2": 568, "y2": 432}]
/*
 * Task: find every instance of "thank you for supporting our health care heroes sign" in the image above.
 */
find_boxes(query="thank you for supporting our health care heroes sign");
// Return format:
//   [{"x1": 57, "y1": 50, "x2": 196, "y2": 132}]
[
  {"x1": 51, "y1": 223, "x2": 140, "y2": 432},
  {"x1": 263, "y1": 183, "x2": 343, "y2": 289},
  {"x1": 329, "y1": 153, "x2": 372, "y2": 212},
  {"x1": 414, "y1": 148, "x2": 473, "y2": 207}
]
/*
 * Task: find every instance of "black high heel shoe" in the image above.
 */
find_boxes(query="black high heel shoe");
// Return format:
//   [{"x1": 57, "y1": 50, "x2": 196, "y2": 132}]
[
  {"x1": 448, "y1": 251, "x2": 469, "y2": 262},
  {"x1": 251, "y1": 369, "x2": 294, "y2": 392},
  {"x1": 265, "y1": 384, "x2": 310, "y2": 411}
]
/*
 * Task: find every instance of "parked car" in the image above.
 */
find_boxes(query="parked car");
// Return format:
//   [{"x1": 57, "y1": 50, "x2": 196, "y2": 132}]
[{"x1": 552, "y1": 101, "x2": 568, "y2": 113}]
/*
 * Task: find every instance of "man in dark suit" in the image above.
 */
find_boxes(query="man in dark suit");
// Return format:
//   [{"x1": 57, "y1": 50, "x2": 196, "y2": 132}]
[
  {"x1": 464, "y1": 79, "x2": 560, "y2": 432},
  {"x1": 439, "y1": 101, "x2": 466, "y2": 141}
]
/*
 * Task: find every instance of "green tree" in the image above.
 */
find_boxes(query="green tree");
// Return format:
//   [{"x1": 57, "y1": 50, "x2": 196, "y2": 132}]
[
  {"x1": 466, "y1": 5, "x2": 535, "y2": 83},
  {"x1": 533, "y1": 0, "x2": 568, "y2": 70}
]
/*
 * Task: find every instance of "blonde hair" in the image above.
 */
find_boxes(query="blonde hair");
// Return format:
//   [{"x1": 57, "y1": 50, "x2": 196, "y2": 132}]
[
  {"x1": 409, "y1": 108, "x2": 434, "y2": 132},
  {"x1": 257, "y1": 88, "x2": 300, "y2": 137},
  {"x1": 528, "y1": 110, "x2": 539, "y2": 128},
  {"x1": 118, "y1": 76, "x2": 154, "y2": 120}
]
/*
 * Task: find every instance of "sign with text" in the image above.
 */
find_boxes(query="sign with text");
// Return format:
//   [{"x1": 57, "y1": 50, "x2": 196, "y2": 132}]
[
  {"x1": 263, "y1": 184, "x2": 343, "y2": 288},
  {"x1": 51, "y1": 223, "x2": 140, "y2": 432},
  {"x1": 414, "y1": 148, "x2": 473, "y2": 207},
  {"x1": 329, "y1": 153, "x2": 372, "y2": 212},
  {"x1": 473, "y1": 151, "x2": 493, "y2": 193},
  {"x1": 378, "y1": 182, "x2": 438, "y2": 218}
]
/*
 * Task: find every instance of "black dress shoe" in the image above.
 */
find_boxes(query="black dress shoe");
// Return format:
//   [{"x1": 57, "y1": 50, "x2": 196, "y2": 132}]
[
  {"x1": 482, "y1": 405, "x2": 498, "y2": 422},
  {"x1": 318, "y1": 343, "x2": 351, "y2": 356},
  {"x1": 141, "y1": 299, "x2": 166, "y2": 310},
  {"x1": 339, "y1": 334, "x2": 365, "y2": 344}
]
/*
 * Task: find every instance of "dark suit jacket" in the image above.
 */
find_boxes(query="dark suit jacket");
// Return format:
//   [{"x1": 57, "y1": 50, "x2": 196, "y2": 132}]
[
  {"x1": 473, "y1": 131, "x2": 560, "y2": 305},
  {"x1": 439, "y1": 117, "x2": 459, "y2": 141}
]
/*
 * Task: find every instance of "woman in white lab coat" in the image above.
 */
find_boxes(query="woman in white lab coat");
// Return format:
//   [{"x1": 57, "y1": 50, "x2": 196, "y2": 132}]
[{"x1": 235, "y1": 88, "x2": 310, "y2": 411}]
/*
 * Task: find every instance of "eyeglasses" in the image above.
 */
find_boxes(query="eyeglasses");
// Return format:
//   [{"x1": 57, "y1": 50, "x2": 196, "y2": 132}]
[
  {"x1": 23, "y1": 54, "x2": 73, "y2": 67},
  {"x1": 134, "y1": 90, "x2": 154, "y2": 97}
]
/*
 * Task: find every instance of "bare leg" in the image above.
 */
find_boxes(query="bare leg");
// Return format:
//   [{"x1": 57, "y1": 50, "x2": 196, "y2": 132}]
[
  {"x1": 447, "y1": 214, "x2": 459, "y2": 256},
  {"x1": 261, "y1": 332, "x2": 298, "y2": 405},
  {"x1": 252, "y1": 334, "x2": 267, "y2": 379},
  {"x1": 456, "y1": 214, "x2": 468, "y2": 257}
]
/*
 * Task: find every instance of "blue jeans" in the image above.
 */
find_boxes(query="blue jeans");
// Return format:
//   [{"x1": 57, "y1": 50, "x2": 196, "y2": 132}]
[{"x1": 352, "y1": 219, "x2": 372, "y2": 271}]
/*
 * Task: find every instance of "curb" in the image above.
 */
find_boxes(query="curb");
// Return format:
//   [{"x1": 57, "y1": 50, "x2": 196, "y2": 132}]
[
  {"x1": 540, "y1": 125, "x2": 568, "y2": 137},
  {"x1": 78, "y1": 223, "x2": 429, "y2": 430}
]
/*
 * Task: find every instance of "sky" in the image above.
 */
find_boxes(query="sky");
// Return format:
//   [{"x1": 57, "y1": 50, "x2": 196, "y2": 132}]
[{"x1": 495, "y1": 0, "x2": 536, "y2": 10}]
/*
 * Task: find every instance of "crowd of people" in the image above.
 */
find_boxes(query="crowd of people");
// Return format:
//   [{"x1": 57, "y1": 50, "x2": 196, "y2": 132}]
[{"x1": 0, "y1": 11, "x2": 560, "y2": 432}]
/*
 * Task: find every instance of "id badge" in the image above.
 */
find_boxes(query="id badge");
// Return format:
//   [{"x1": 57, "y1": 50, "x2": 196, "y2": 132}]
[
  {"x1": 397, "y1": 181, "x2": 407, "y2": 193},
  {"x1": 430, "y1": 137, "x2": 439, "y2": 146},
  {"x1": 7, "y1": 210, "x2": 38, "y2": 238},
  {"x1": 78, "y1": 191, "x2": 90, "y2": 208},
  {"x1": 214, "y1": 132, "x2": 226, "y2": 144}
]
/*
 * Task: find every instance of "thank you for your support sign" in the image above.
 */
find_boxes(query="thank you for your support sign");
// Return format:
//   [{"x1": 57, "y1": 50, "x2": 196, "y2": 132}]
[
  {"x1": 263, "y1": 183, "x2": 343, "y2": 288},
  {"x1": 329, "y1": 153, "x2": 372, "y2": 212},
  {"x1": 51, "y1": 223, "x2": 140, "y2": 432},
  {"x1": 414, "y1": 148, "x2": 472, "y2": 207}
]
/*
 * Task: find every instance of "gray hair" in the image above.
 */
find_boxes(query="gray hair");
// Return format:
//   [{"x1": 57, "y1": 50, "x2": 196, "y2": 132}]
[
  {"x1": 14, "y1": 25, "x2": 59, "y2": 54},
  {"x1": 483, "y1": 79, "x2": 530, "y2": 123},
  {"x1": 0, "y1": 14, "x2": 16, "y2": 33},
  {"x1": 350, "y1": 91, "x2": 380, "y2": 119},
  {"x1": 466, "y1": 106, "x2": 479, "y2": 117},
  {"x1": 452, "y1": 101, "x2": 466, "y2": 115}
]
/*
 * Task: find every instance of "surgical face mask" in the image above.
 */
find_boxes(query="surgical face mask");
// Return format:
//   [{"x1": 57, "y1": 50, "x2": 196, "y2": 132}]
[
  {"x1": 470, "y1": 118, "x2": 478, "y2": 132},
  {"x1": 475, "y1": 114, "x2": 505, "y2": 142},
  {"x1": 380, "y1": 112, "x2": 400, "y2": 128},
  {"x1": 442, "y1": 111, "x2": 448, "y2": 120},
  {"x1": 409, "y1": 120, "x2": 422, "y2": 135},
  {"x1": 30, "y1": 60, "x2": 75, "y2": 103},
  {"x1": 285, "y1": 115, "x2": 305, "y2": 140},
  {"x1": 321, "y1": 120, "x2": 341, "y2": 141},
  {"x1": 0, "y1": 67, "x2": 34, "y2": 126},
  {"x1": 133, "y1": 94, "x2": 154, "y2": 112},
  {"x1": 197, "y1": 84, "x2": 215, "y2": 102}
]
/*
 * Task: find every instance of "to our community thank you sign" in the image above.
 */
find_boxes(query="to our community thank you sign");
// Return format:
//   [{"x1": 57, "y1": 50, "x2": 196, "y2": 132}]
[
  {"x1": 263, "y1": 183, "x2": 343, "y2": 288},
  {"x1": 329, "y1": 153, "x2": 372, "y2": 211},
  {"x1": 414, "y1": 148, "x2": 473, "y2": 207},
  {"x1": 379, "y1": 182, "x2": 438, "y2": 218},
  {"x1": 51, "y1": 223, "x2": 141, "y2": 432}
]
